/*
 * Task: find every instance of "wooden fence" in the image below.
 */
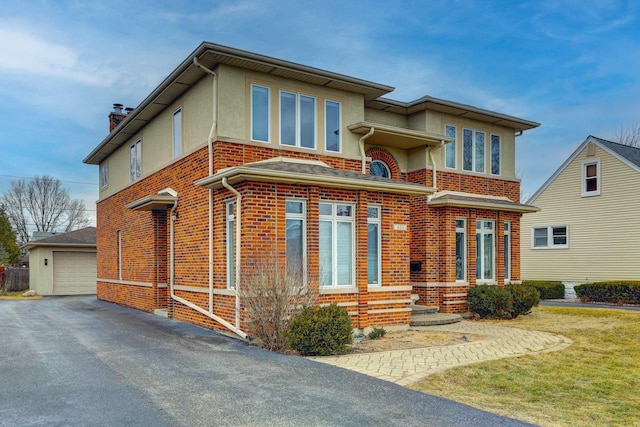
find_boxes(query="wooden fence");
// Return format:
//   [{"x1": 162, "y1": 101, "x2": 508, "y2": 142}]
[{"x1": 0, "y1": 266, "x2": 29, "y2": 292}]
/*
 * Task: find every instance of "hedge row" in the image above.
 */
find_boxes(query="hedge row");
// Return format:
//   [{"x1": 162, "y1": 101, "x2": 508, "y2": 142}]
[
  {"x1": 522, "y1": 280, "x2": 565, "y2": 299},
  {"x1": 574, "y1": 281, "x2": 640, "y2": 304}
]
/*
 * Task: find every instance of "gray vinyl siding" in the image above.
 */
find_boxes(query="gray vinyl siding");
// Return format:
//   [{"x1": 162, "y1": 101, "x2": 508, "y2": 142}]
[{"x1": 521, "y1": 144, "x2": 640, "y2": 282}]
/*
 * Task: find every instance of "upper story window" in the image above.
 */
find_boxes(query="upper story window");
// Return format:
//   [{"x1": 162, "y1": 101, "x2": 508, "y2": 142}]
[
  {"x1": 325, "y1": 100, "x2": 341, "y2": 152},
  {"x1": 582, "y1": 160, "x2": 600, "y2": 196},
  {"x1": 463, "y1": 129, "x2": 485, "y2": 173},
  {"x1": 173, "y1": 108, "x2": 182, "y2": 158},
  {"x1": 100, "y1": 163, "x2": 108, "y2": 189},
  {"x1": 130, "y1": 140, "x2": 141, "y2": 182},
  {"x1": 251, "y1": 84, "x2": 270, "y2": 142},
  {"x1": 491, "y1": 134, "x2": 501, "y2": 175},
  {"x1": 532, "y1": 225, "x2": 568, "y2": 249},
  {"x1": 280, "y1": 90, "x2": 316, "y2": 149},
  {"x1": 445, "y1": 125, "x2": 457, "y2": 169},
  {"x1": 370, "y1": 160, "x2": 390, "y2": 178}
]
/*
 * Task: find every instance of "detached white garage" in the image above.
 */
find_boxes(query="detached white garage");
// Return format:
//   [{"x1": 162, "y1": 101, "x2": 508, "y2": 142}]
[{"x1": 22, "y1": 227, "x2": 97, "y2": 296}]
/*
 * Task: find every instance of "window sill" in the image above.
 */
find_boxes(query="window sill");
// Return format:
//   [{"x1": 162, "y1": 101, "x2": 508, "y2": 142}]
[
  {"x1": 581, "y1": 192, "x2": 600, "y2": 197},
  {"x1": 531, "y1": 246, "x2": 568, "y2": 250},
  {"x1": 319, "y1": 286, "x2": 358, "y2": 294}
]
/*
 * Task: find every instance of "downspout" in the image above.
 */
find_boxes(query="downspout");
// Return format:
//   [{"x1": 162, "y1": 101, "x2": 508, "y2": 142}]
[
  {"x1": 193, "y1": 56, "x2": 217, "y2": 315},
  {"x1": 359, "y1": 127, "x2": 375, "y2": 174},
  {"x1": 221, "y1": 177, "x2": 242, "y2": 331},
  {"x1": 168, "y1": 198, "x2": 247, "y2": 339},
  {"x1": 428, "y1": 141, "x2": 446, "y2": 190}
]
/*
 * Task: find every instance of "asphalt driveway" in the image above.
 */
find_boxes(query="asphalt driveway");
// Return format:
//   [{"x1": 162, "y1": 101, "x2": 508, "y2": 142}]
[{"x1": 0, "y1": 297, "x2": 533, "y2": 426}]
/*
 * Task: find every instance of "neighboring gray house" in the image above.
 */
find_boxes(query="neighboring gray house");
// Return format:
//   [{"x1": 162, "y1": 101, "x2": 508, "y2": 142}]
[{"x1": 22, "y1": 227, "x2": 97, "y2": 295}]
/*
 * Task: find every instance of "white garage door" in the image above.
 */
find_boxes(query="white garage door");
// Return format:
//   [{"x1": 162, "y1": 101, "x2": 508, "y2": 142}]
[{"x1": 53, "y1": 251, "x2": 97, "y2": 295}]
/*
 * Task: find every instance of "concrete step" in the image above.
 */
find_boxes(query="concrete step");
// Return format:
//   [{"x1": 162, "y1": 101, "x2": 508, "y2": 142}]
[
  {"x1": 411, "y1": 305, "x2": 439, "y2": 315},
  {"x1": 410, "y1": 313, "x2": 462, "y2": 327},
  {"x1": 154, "y1": 308, "x2": 168, "y2": 318}
]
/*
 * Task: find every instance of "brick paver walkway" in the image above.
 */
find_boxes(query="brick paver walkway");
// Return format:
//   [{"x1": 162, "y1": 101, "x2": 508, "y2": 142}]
[{"x1": 310, "y1": 321, "x2": 572, "y2": 386}]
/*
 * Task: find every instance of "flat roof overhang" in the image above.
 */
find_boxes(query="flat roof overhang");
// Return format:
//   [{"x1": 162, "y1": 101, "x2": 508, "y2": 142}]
[
  {"x1": 125, "y1": 194, "x2": 178, "y2": 211},
  {"x1": 195, "y1": 165, "x2": 434, "y2": 196},
  {"x1": 427, "y1": 191, "x2": 539, "y2": 213},
  {"x1": 348, "y1": 121, "x2": 453, "y2": 149}
]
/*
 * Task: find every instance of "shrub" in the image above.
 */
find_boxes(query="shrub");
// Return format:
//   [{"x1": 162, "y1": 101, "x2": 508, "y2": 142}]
[
  {"x1": 367, "y1": 327, "x2": 386, "y2": 340},
  {"x1": 467, "y1": 285, "x2": 512, "y2": 318},
  {"x1": 239, "y1": 257, "x2": 317, "y2": 352},
  {"x1": 522, "y1": 280, "x2": 564, "y2": 299},
  {"x1": 575, "y1": 281, "x2": 640, "y2": 304},
  {"x1": 285, "y1": 304, "x2": 353, "y2": 356},
  {"x1": 468, "y1": 284, "x2": 540, "y2": 319},
  {"x1": 506, "y1": 283, "x2": 540, "y2": 317}
]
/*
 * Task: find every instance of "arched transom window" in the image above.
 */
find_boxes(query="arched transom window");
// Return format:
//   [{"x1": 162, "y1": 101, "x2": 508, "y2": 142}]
[{"x1": 370, "y1": 160, "x2": 390, "y2": 178}]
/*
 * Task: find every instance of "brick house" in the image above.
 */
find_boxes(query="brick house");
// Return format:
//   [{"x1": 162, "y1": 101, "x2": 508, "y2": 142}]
[{"x1": 84, "y1": 42, "x2": 539, "y2": 338}]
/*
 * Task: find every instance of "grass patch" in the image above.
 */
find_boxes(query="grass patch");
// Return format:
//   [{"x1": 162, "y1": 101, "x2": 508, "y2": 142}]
[
  {"x1": 0, "y1": 291, "x2": 42, "y2": 300},
  {"x1": 409, "y1": 306, "x2": 640, "y2": 426}
]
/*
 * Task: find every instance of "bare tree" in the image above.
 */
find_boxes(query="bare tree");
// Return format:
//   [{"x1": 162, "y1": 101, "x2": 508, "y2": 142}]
[
  {"x1": 0, "y1": 175, "x2": 89, "y2": 244},
  {"x1": 614, "y1": 123, "x2": 640, "y2": 147}
]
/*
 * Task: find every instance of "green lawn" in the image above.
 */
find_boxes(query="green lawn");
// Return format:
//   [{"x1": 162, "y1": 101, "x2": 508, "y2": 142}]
[{"x1": 410, "y1": 306, "x2": 640, "y2": 426}]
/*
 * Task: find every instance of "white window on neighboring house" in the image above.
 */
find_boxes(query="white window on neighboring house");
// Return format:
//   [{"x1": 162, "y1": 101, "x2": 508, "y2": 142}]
[
  {"x1": 285, "y1": 200, "x2": 306, "y2": 279},
  {"x1": 173, "y1": 108, "x2": 182, "y2": 158},
  {"x1": 504, "y1": 221, "x2": 511, "y2": 280},
  {"x1": 532, "y1": 226, "x2": 568, "y2": 249},
  {"x1": 100, "y1": 163, "x2": 108, "y2": 188},
  {"x1": 455, "y1": 219, "x2": 466, "y2": 281},
  {"x1": 476, "y1": 220, "x2": 494, "y2": 283},
  {"x1": 491, "y1": 134, "x2": 501, "y2": 175},
  {"x1": 582, "y1": 160, "x2": 600, "y2": 196},
  {"x1": 280, "y1": 90, "x2": 316, "y2": 149},
  {"x1": 226, "y1": 201, "x2": 235, "y2": 289},
  {"x1": 367, "y1": 206, "x2": 381, "y2": 286},
  {"x1": 319, "y1": 202, "x2": 355, "y2": 288},
  {"x1": 462, "y1": 129, "x2": 485, "y2": 173},
  {"x1": 251, "y1": 84, "x2": 270, "y2": 142},
  {"x1": 325, "y1": 100, "x2": 341, "y2": 152},
  {"x1": 130, "y1": 140, "x2": 141, "y2": 182},
  {"x1": 445, "y1": 124, "x2": 457, "y2": 169}
]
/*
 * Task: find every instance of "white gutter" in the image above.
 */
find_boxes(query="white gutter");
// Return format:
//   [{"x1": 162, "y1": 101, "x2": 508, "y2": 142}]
[
  {"x1": 193, "y1": 56, "x2": 218, "y2": 316},
  {"x1": 359, "y1": 127, "x2": 375, "y2": 173},
  {"x1": 168, "y1": 198, "x2": 247, "y2": 339},
  {"x1": 221, "y1": 177, "x2": 242, "y2": 331}
]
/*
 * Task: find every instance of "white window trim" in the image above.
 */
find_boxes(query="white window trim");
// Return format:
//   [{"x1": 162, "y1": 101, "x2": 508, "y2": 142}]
[
  {"x1": 476, "y1": 220, "x2": 495, "y2": 284},
  {"x1": 100, "y1": 163, "x2": 108, "y2": 189},
  {"x1": 279, "y1": 90, "x2": 317, "y2": 149},
  {"x1": 367, "y1": 205, "x2": 382, "y2": 286},
  {"x1": 172, "y1": 108, "x2": 182, "y2": 158},
  {"x1": 250, "y1": 84, "x2": 270, "y2": 143},
  {"x1": 325, "y1": 99, "x2": 342, "y2": 153},
  {"x1": 445, "y1": 124, "x2": 457, "y2": 169},
  {"x1": 504, "y1": 221, "x2": 511, "y2": 281},
  {"x1": 531, "y1": 225, "x2": 569, "y2": 249},
  {"x1": 117, "y1": 230, "x2": 122, "y2": 281},
  {"x1": 370, "y1": 160, "x2": 391, "y2": 178},
  {"x1": 285, "y1": 199, "x2": 307, "y2": 280},
  {"x1": 490, "y1": 134, "x2": 501, "y2": 176},
  {"x1": 319, "y1": 202, "x2": 355, "y2": 288},
  {"x1": 462, "y1": 128, "x2": 486, "y2": 173},
  {"x1": 581, "y1": 159, "x2": 600, "y2": 197},
  {"x1": 130, "y1": 140, "x2": 141, "y2": 182},
  {"x1": 455, "y1": 218, "x2": 466, "y2": 282},
  {"x1": 226, "y1": 201, "x2": 235, "y2": 289}
]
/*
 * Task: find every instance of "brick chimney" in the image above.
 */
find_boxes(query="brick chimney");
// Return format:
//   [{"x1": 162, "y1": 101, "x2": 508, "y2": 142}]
[{"x1": 109, "y1": 103, "x2": 126, "y2": 132}]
